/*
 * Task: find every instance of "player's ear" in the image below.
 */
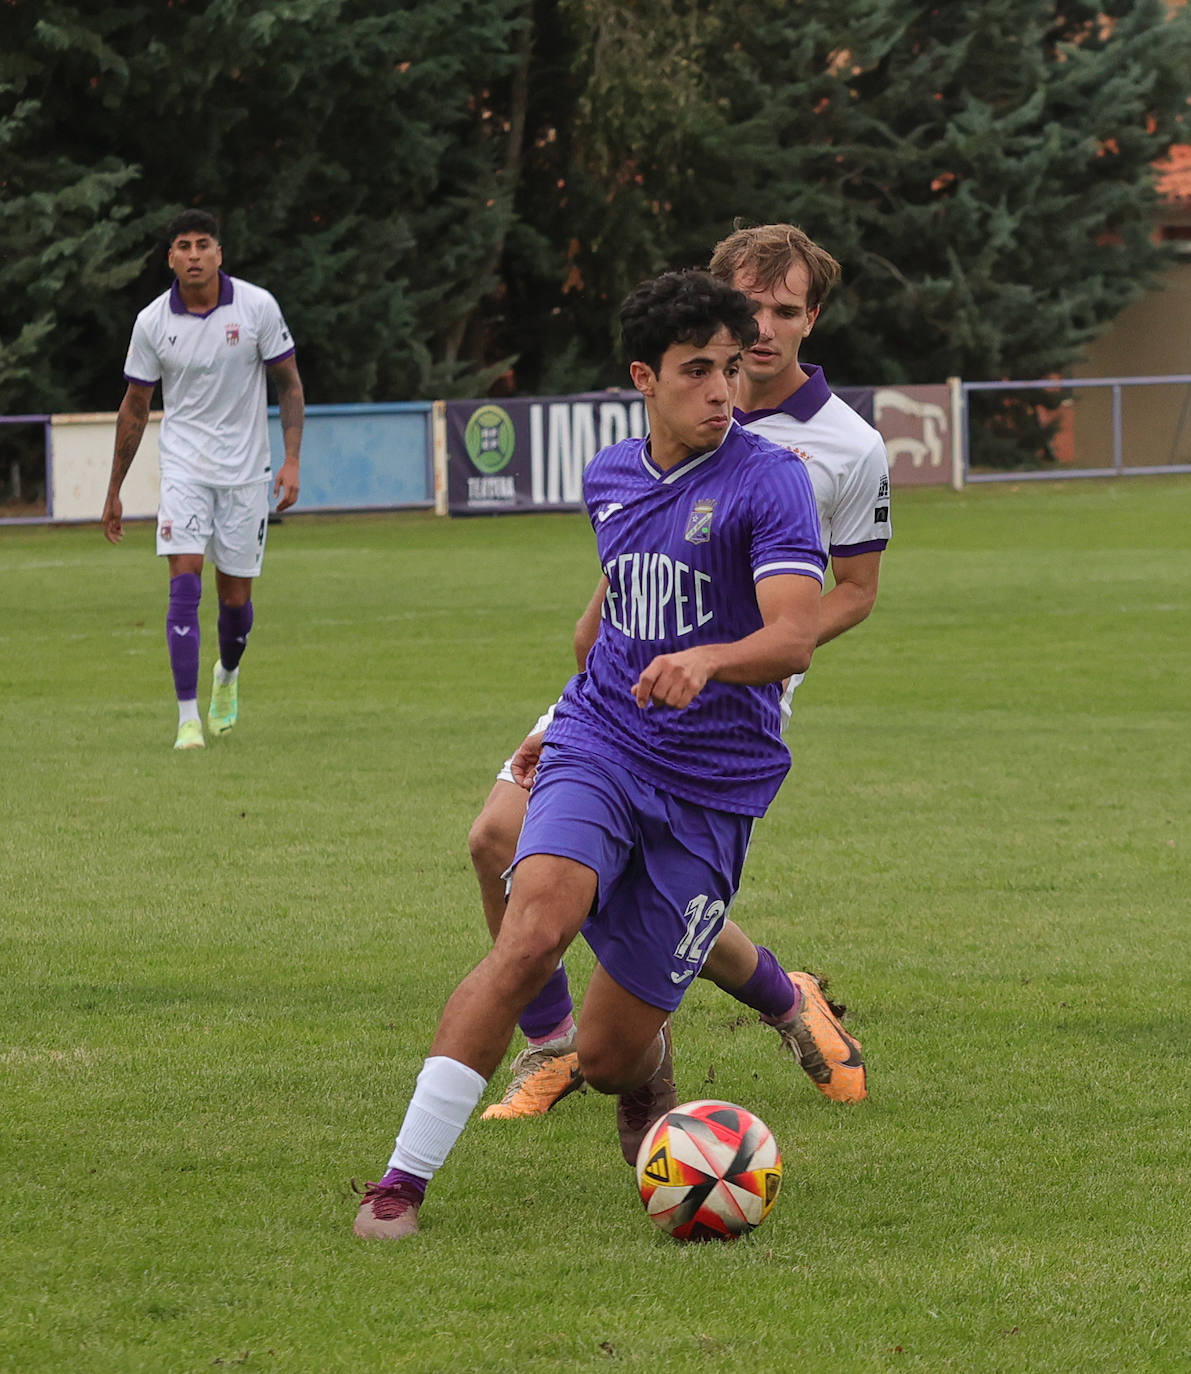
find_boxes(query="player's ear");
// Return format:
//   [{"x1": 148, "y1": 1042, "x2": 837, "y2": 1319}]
[
  {"x1": 629, "y1": 360, "x2": 656, "y2": 396},
  {"x1": 804, "y1": 305, "x2": 820, "y2": 338}
]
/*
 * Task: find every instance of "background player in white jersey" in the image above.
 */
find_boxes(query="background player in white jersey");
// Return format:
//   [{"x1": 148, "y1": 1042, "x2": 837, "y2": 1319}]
[
  {"x1": 467, "y1": 224, "x2": 888, "y2": 1120},
  {"x1": 102, "y1": 210, "x2": 304, "y2": 750},
  {"x1": 355, "y1": 269, "x2": 826, "y2": 1239}
]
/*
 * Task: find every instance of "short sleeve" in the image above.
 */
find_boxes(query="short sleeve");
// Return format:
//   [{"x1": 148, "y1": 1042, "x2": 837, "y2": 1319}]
[
  {"x1": 123, "y1": 316, "x2": 160, "y2": 387},
  {"x1": 257, "y1": 290, "x2": 296, "y2": 366},
  {"x1": 750, "y1": 453, "x2": 827, "y2": 586},
  {"x1": 829, "y1": 436, "x2": 891, "y2": 555}
]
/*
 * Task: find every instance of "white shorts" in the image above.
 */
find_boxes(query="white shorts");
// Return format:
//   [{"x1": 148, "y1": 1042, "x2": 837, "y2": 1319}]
[
  {"x1": 156, "y1": 476, "x2": 270, "y2": 578},
  {"x1": 779, "y1": 672, "x2": 806, "y2": 733},
  {"x1": 495, "y1": 704, "x2": 559, "y2": 784}
]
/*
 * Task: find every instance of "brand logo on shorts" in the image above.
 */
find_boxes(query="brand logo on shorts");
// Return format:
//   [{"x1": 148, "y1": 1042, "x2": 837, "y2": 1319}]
[
  {"x1": 684, "y1": 498, "x2": 716, "y2": 545},
  {"x1": 160, "y1": 520, "x2": 172, "y2": 541},
  {"x1": 669, "y1": 969, "x2": 695, "y2": 985},
  {"x1": 226, "y1": 323, "x2": 240, "y2": 345}
]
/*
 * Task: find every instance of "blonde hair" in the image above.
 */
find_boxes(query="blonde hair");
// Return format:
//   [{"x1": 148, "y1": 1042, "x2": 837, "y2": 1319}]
[{"x1": 709, "y1": 223, "x2": 841, "y2": 311}]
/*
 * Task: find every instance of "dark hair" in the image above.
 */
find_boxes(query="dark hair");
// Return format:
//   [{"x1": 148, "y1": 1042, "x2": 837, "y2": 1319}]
[
  {"x1": 709, "y1": 222, "x2": 841, "y2": 312},
  {"x1": 620, "y1": 269, "x2": 759, "y2": 375},
  {"x1": 166, "y1": 210, "x2": 220, "y2": 245}
]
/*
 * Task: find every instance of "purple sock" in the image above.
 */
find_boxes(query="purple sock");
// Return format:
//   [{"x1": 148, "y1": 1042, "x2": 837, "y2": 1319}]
[
  {"x1": 735, "y1": 945, "x2": 799, "y2": 1022},
  {"x1": 166, "y1": 573, "x2": 201, "y2": 700},
  {"x1": 518, "y1": 964, "x2": 574, "y2": 1040},
  {"x1": 378, "y1": 1168, "x2": 426, "y2": 1197},
  {"x1": 217, "y1": 598, "x2": 253, "y2": 672}
]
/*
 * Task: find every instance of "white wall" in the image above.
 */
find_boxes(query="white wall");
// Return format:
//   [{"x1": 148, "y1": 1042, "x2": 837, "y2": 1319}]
[{"x1": 51, "y1": 413, "x2": 161, "y2": 521}]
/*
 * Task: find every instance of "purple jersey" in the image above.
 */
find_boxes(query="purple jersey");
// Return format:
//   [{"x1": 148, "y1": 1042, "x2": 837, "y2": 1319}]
[{"x1": 544, "y1": 421, "x2": 826, "y2": 816}]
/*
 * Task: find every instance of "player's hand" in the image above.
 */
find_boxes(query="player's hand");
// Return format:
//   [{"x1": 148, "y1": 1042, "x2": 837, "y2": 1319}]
[
  {"x1": 510, "y1": 730, "x2": 547, "y2": 790},
  {"x1": 101, "y1": 494, "x2": 124, "y2": 544},
  {"x1": 273, "y1": 458, "x2": 300, "y2": 512},
  {"x1": 631, "y1": 649, "x2": 714, "y2": 710}
]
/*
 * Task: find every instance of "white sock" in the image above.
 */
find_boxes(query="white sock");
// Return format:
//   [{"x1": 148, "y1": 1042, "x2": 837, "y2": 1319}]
[
  {"x1": 215, "y1": 663, "x2": 239, "y2": 686},
  {"x1": 387, "y1": 1056, "x2": 488, "y2": 1181},
  {"x1": 178, "y1": 698, "x2": 200, "y2": 725}
]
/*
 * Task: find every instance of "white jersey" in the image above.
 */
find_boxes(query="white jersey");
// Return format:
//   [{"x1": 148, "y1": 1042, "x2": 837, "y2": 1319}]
[
  {"x1": 738, "y1": 363, "x2": 891, "y2": 557},
  {"x1": 123, "y1": 272, "x2": 295, "y2": 487}
]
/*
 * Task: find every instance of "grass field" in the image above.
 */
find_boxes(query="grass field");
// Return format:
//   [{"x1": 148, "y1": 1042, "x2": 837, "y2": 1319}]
[{"x1": 2, "y1": 477, "x2": 1189, "y2": 1373}]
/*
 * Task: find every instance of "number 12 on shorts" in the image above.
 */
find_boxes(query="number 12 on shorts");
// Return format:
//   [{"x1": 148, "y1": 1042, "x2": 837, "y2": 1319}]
[{"x1": 674, "y1": 893, "x2": 726, "y2": 969}]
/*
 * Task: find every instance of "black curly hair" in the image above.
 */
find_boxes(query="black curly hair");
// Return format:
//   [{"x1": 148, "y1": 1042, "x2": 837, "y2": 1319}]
[
  {"x1": 620, "y1": 269, "x2": 759, "y2": 376},
  {"x1": 166, "y1": 209, "x2": 221, "y2": 245}
]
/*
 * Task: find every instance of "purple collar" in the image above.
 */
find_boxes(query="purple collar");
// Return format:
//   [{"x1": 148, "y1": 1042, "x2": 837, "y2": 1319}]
[
  {"x1": 169, "y1": 270, "x2": 235, "y2": 317},
  {"x1": 735, "y1": 362, "x2": 831, "y2": 425}
]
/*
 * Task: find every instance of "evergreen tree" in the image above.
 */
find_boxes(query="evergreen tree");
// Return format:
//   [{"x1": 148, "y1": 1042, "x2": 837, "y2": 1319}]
[
  {"x1": 0, "y1": 0, "x2": 530, "y2": 412},
  {"x1": 498, "y1": 0, "x2": 1191, "y2": 395},
  {"x1": 3, "y1": 0, "x2": 1189, "y2": 427}
]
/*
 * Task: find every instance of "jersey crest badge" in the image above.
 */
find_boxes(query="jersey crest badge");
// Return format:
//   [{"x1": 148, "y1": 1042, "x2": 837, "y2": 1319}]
[
  {"x1": 225, "y1": 324, "x2": 241, "y2": 345},
  {"x1": 684, "y1": 498, "x2": 716, "y2": 545}
]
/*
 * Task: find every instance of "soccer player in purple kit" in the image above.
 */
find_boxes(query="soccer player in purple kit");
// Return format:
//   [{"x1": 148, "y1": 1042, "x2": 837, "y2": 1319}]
[
  {"x1": 354, "y1": 268, "x2": 827, "y2": 1239},
  {"x1": 470, "y1": 223, "x2": 884, "y2": 1121},
  {"x1": 102, "y1": 210, "x2": 304, "y2": 750}
]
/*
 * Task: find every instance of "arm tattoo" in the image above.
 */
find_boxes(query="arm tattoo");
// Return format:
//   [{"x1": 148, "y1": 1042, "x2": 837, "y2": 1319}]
[{"x1": 111, "y1": 405, "x2": 148, "y2": 486}]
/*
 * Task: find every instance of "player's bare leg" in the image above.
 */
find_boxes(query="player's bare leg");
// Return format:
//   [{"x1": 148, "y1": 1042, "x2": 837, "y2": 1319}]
[
  {"x1": 354, "y1": 854, "x2": 593, "y2": 1239},
  {"x1": 469, "y1": 780, "x2": 581, "y2": 1119},
  {"x1": 467, "y1": 780, "x2": 528, "y2": 941},
  {"x1": 701, "y1": 921, "x2": 866, "y2": 1104},
  {"x1": 578, "y1": 964, "x2": 675, "y2": 1164}
]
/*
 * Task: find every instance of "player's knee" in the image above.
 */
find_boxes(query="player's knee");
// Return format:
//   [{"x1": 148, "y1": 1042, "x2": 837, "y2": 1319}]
[
  {"x1": 467, "y1": 805, "x2": 518, "y2": 881},
  {"x1": 576, "y1": 1045, "x2": 635, "y2": 1095},
  {"x1": 487, "y1": 928, "x2": 565, "y2": 1001}
]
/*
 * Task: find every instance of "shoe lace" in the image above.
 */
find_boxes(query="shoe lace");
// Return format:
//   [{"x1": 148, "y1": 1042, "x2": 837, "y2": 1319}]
[
  {"x1": 352, "y1": 1179, "x2": 419, "y2": 1219},
  {"x1": 498, "y1": 1045, "x2": 559, "y2": 1099},
  {"x1": 618, "y1": 1083, "x2": 658, "y2": 1132}
]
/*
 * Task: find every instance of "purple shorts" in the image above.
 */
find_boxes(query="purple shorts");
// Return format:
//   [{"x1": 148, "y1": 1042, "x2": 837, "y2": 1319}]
[{"x1": 512, "y1": 746, "x2": 754, "y2": 1011}]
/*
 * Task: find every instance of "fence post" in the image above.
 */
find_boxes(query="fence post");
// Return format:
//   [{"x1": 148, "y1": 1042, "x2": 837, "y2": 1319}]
[
  {"x1": 948, "y1": 377, "x2": 964, "y2": 491},
  {"x1": 432, "y1": 400, "x2": 448, "y2": 516}
]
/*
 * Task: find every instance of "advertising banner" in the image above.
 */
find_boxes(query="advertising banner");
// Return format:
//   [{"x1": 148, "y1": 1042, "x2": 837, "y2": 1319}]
[
  {"x1": 444, "y1": 383, "x2": 951, "y2": 514},
  {"x1": 445, "y1": 392, "x2": 645, "y2": 514}
]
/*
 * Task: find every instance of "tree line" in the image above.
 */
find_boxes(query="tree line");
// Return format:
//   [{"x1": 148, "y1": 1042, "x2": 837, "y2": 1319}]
[{"x1": 3, "y1": 0, "x2": 1189, "y2": 427}]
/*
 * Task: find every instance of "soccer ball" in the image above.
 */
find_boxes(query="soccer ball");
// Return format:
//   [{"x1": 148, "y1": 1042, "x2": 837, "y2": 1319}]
[{"x1": 635, "y1": 1099, "x2": 782, "y2": 1242}]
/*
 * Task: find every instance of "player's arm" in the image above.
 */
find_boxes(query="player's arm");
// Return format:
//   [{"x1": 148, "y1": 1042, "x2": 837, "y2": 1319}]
[
  {"x1": 102, "y1": 382, "x2": 154, "y2": 545},
  {"x1": 573, "y1": 575, "x2": 609, "y2": 668},
  {"x1": 818, "y1": 549, "x2": 882, "y2": 645},
  {"x1": 267, "y1": 355, "x2": 305, "y2": 512},
  {"x1": 631, "y1": 573, "x2": 820, "y2": 710}
]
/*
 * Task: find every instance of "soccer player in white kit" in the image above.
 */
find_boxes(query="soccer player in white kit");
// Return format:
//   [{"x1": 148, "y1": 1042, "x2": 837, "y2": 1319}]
[
  {"x1": 468, "y1": 224, "x2": 890, "y2": 1119},
  {"x1": 102, "y1": 210, "x2": 304, "y2": 749}
]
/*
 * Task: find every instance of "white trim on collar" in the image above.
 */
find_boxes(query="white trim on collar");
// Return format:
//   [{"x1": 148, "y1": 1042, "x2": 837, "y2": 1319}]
[{"x1": 638, "y1": 421, "x2": 738, "y2": 484}]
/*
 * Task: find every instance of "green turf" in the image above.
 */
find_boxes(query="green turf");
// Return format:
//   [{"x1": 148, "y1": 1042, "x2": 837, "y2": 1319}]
[{"x1": 1, "y1": 478, "x2": 1189, "y2": 1373}]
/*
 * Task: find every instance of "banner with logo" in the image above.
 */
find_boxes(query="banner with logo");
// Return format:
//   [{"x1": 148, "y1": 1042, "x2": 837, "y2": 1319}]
[
  {"x1": 444, "y1": 383, "x2": 950, "y2": 515},
  {"x1": 445, "y1": 391, "x2": 646, "y2": 514}
]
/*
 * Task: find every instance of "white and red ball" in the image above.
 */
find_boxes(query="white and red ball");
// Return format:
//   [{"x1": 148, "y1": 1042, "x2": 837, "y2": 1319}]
[{"x1": 635, "y1": 1099, "x2": 782, "y2": 1242}]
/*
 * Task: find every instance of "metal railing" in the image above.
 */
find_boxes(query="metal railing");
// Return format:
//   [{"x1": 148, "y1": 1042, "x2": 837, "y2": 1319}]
[{"x1": 961, "y1": 375, "x2": 1191, "y2": 483}]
